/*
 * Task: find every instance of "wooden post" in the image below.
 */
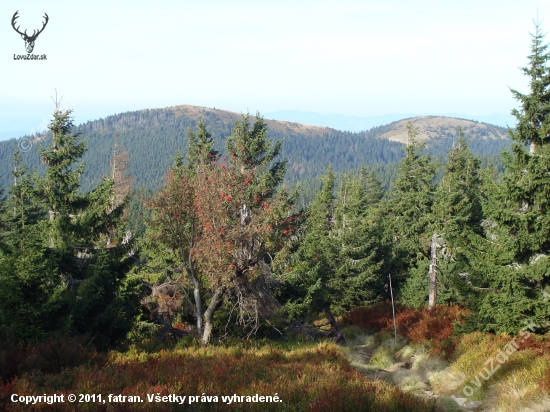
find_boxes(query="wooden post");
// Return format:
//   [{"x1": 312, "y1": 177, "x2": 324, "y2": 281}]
[{"x1": 428, "y1": 232, "x2": 438, "y2": 311}]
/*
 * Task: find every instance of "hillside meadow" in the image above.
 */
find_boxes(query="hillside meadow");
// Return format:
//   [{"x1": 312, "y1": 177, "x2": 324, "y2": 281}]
[
  {"x1": 3, "y1": 305, "x2": 550, "y2": 411},
  {"x1": 1, "y1": 339, "x2": 437, "y2": 411}
]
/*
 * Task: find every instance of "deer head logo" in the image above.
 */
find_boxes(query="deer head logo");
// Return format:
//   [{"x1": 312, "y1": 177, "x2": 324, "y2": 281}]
[{"x1": 11, "y1": 11, "x2": 49, "y2": 54}]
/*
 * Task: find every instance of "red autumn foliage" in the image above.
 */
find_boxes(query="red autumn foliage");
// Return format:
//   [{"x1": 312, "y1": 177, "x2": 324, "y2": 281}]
[
  {"x1": 172, "y1": 322, "x2": 190, "y2": 332},
  {"x1": 146, "y1": 149, "x2": 304, "y2": 343},
  {"x1": 512, "y1": 332, "x2": 550, "y2": 352},
  {"x1": 344, "y1": 303, "x2": 469, "y2": 359},
  {"x1": 343, "y1": 302, "x2": 403, "y2": 332}
]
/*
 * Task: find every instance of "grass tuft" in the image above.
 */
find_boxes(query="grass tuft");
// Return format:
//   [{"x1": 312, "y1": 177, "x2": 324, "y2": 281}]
[{"x1": 369, "y1": 348, "x2": 395, "y2": 370}]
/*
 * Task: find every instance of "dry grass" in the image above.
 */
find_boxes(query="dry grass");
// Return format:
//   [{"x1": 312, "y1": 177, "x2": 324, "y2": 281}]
[
  {"x1": 344, "y1": 304, "x2": 550, "y2": 411},
  {"x1": 428, "y1": 368, "x2": 468, "y2": 395},
  {"x1": 368, "y1": 347, "x2": 395, "y2": 370},
  {"x1": 399, "y1": 375, "x2": 429, "y2": 395},
  {"x1": 482, "y1": 351, "x2": 550, "y2": 412},
  {"x1": 0, "y1": 341, "x2": 438, "y2": 411}
]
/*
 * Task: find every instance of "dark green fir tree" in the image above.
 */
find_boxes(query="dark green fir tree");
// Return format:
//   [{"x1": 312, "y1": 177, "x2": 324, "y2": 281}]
[
  {"x1": 469, "y1": 22, "x2": 550, "y2": 333},
  {"x1": 226, "y1": 113, "x2": 286, "y2": 200},
  {"x1": 282, "y1": 168, "x2": 383, "y2": 343},
  {"x1": 31, "y1": 104, "x2": 139, "y2": 347},
  {"x1": 331, "y1": 173, "x2": 384, "y2": 313},
  {"x1": 0, "y1": 154, "x2": 56, "y2": 343},
  {"x1": 383, "y1": 122, "x2": 437, "y2": 303},
  {"x1": 281, "y1": 168, "x2": 344, "y2": 342},
  {"x1": 412, "y1": 131, "x2": 485, "y2": 309},
  {"x1": 186, "y1": 120, "x2": 219, "y2": 173}
]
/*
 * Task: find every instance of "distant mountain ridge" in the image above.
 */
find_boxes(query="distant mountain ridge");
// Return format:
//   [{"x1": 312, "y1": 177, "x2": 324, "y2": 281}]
[
  {"x1": 0, "y1": 105, "x2": 511, "y2": 196},
  {"x1": 364, "y1": 116, "x2": 509, "y2": 144},
  {"x1": 0, "y1": 105, "x2": 403, "y2": 193},
  {"x1": 171, "y1": 105, "x2": 336, "y2": 137},
  {"x1": 265, "y1": 110, "x2": 516, "y2": 132}
]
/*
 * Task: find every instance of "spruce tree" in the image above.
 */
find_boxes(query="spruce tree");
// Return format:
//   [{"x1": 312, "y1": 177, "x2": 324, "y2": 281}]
[
  {"x1": 361, "y1": 168, "x2": 385, "y2": 207},
  {"x1": 30, "y1": 104, "x2": 138, "y2": 347},
  {"x1": 384, "y1": 122, "x2": 437, "y2": 303},
  {"x1": 470, "y1": 22, "x2": 550, "y2": 333},
  {"x1": 428, "y1": 131, "x2": 484, "y2": 307},
  {"x1": 282, "y1": 168, "x2": 384, "y2": 343},
  {"x1": 282, "y1": 168, "x2": 342, "y2": 340},
  {"x1": 332, "y1": 173, "x2": 384, "y2": 313},
  {"x1": 510, "y1": 21, "x2": 550, "y2": 153},
  {"x1": 226, "y1": 113, "x2": 286, "y2": 200},
  {"x1": 0, "y1": 154, "x2": 57, "y2": 342},
  {"x1": 35, "y1": 107, "x2": 87, "y2": 251},
  {"x1": 186, "y1": 120, "x2": 219, "y2": 172},
  {"x1": 500, "y1": 21, "x2": 550, "y2": 258}
]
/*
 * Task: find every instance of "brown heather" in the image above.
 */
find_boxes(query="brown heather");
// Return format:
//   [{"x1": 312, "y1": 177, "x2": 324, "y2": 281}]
[
  {"x1": 344, "y1": 303, "x2": 469, "y2": 359},
  {"x1": 0, "y1": 343, "x2": 439, "y2": 411}
]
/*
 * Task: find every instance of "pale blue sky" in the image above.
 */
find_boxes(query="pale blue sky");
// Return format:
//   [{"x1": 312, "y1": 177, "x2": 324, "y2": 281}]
[{"x1": 1, "y1": 0, "x2": 550, "y2": 137}]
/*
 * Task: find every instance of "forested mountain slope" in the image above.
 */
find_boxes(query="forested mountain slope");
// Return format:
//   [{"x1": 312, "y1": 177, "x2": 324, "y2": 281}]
[{"x1": 0, "y1": 105, "x2": 511, "y2": 193}]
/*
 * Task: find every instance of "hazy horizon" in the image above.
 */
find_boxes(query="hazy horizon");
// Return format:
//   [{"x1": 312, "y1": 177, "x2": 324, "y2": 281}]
[
  {"x1": 0, "y1": 106, "x2": 516, "y2": 142},
  {"x1": 1, "y1": 0, "x2": 547, "y2": 138}
]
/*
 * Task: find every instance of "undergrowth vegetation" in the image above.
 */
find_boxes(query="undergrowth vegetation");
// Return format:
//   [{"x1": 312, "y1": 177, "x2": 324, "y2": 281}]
[
  {"x1": 0, "y1": 335, "x2": 103, "y2": 383},
  {"x1": 0, "y1": 341, "x2": 438, "y2": 411},
  {"x1": 343, "y1": 303, "x2": 550, "y2": 411},
  {"x1": 343, "y1": 303, "x2": 468, "y2": 359}
]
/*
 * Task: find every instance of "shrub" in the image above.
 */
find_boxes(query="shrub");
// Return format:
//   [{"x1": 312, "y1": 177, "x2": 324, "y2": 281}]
[
  {"x1": 344, "y1": 304, "x2": 468, "y2": 359},
  {"x1": 0, "y1": 335, "x2": 102, "y2": 382},
  {"x1": 0, "y1": 342, "x2": 438, "y2": 411},
  {"x1": 343, "y1": 302, "x2": 403, "y2": 333}
]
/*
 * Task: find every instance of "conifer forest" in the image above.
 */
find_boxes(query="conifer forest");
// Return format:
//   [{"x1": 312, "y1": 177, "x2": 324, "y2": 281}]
[{"x1": 2, "y1": 22, "x2": 550, "y2": 412}]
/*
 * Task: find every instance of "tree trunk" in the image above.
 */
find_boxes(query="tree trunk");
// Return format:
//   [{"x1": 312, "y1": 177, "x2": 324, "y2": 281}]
[
  {"x1": 192, "y1": 275, "x2": 203, "y2": 337},
  {"x1": 48, "y1": 209, "x2": 55, "y2": 248},
  {"x1": 428, "y1": 232, "x2": 438, "y2": 311},
  {"x1": 324, "y1": 307, "x2": 346, "y2": 345},
  {"x1": 201, "y1": 286, "x2": 224, "y2": 346},
  {"x1": 183, "y1": 252, "x2": 204, "y2": 338}
]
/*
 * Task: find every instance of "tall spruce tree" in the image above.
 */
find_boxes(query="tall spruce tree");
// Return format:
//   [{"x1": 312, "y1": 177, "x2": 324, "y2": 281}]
[
  {"x1": 361, "y1": 168, "x2": 385, "y2": 207},
  {"x1": 500, "y1": 21, "x2": 550, "y2": 258},
  {"x1": 470, "y1": 22, "x2": 550, "y2": 332},
  {"x1": 282, "y1": 168, "x2": 385, "y2": 343},
  {"x1": 0, "y1": 159, "x2": 52, "y2": 342},
  {"x1": 30, "y1": 104, "x2": 138, "y2": 347},
  {"x1": 36, "y1": 107, "x2": 87, "y2": 251},
  {"x1": 36, "y1": 106, "x2": 125, "y2": 254},
  {"x1": 0, "y1": 153, "x2": 59, "y2": 342},
  {"x1": 186, "y1": 120, "x2": 219, "y2": 172},
  {"x1": 332, "y1": 173, "x2": 384, "y2": 313},
  {"x1": 384, "y1": 122, "x2": 437, "y2": 302},
  {"x1": 425, "y1": 132, "x2": 484, "y2": 308},
  {"x1": 226, "y1": 113, "x2": 286, "y2": 200},
  {"x1": 282, "y1": 168, "x2": 343, "y2": 341}
]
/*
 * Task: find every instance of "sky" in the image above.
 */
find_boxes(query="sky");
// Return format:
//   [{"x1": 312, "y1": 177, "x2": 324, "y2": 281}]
[{"x1": 1, "y1": 0, "x2": 550, "y2": 138}]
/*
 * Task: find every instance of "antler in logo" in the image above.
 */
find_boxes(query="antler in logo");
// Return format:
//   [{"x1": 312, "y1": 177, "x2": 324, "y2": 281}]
[{"x1": 12, "y1": 11, "x2": 49, "y2": 54}]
